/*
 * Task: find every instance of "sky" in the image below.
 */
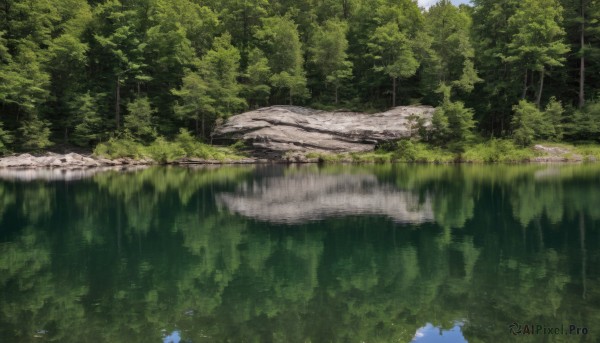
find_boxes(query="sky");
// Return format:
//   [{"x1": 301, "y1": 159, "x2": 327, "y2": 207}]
[{"x1": 417, "y1": 0, "x2": 472, "y2": 9}]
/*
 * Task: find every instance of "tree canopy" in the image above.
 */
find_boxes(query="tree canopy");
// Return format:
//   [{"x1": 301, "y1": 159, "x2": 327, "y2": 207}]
[{"x1": 0, "y1": 0, "x2": 599, "y2": 153}]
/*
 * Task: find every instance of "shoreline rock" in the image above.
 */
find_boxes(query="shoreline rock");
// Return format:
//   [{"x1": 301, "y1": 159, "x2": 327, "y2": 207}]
[
  {"x1": 213, "y1": 105, "x2": 435, "y2": 155},
  {"x1": 0, "y1": 152, "x2": 153, "y2": 169}
]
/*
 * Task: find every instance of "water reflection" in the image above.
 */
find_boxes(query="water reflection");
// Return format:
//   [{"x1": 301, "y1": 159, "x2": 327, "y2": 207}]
[
  {"x1": 0, "y1": 164, "x2": 599, "y2": 342},
  {"x1": 412, "y1": 323, "x2": 467, "y2": 343},
  {"x1": 217, "y1": 169, "x2": 434, "y2": 224},
  {"x1": 0, "y1": 166, "x2": 148, "y2": 181}
]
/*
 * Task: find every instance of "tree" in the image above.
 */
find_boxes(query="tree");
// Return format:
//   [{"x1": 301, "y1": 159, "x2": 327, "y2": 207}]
[
  {"x1": 511, "y1": 100, "x2": 545, "y2": 146},
  {"x1": 431, "y1": 84, "x2": 475, "y2": 148},
  {"x1": 368, "y1": 22, "x2": 419, "y2": 107},
  {"x1": 507, "y1": 0, "x2": 570, "y2": 107},
  {"x1": 199, "y1": 33, "x2": 246, "y2": 119},
  {"x1": 309, "y1": 19, "x2": 353, "y2": 104},
  {"x1": 0, "y1": 121, "x2": 13, "y2": 155},
  {"x1": 172, "y1": 70, "x2": 215, "y2": 137},
  {"x1": 124, "y1": 97, "x2": 157, "y2": 143},
  {"x1": 255, "y1": 15, "x2": 308, "y2": 104},
  {"x1": 173, "y1": 33, "x2": 244, "y2": 139},
  {"x1": 0, "y1": 42, "x2": 51, "y2": 120},
  {"x1": 470, "y1": 0, "x2": 521, "y2": 134},
  {"x1": 69, "y1": 92, "x2": 106, "y2": 147},
  {"x1": 93, "y1": 0, "x2": 149, "y2": 131},
  {"x1": 424, "y1": 0, "x2": 481, "y2": 97},
  {"x1": 564, "y1": 99, "x2": 600, "y2": 141},
  {"x1": 543, "y1": 97, "x2": 564, "y2": 140},
  {"x1": 18, "y1": 116, "x2": 53, "y2": 150},
  {"x1": 244, "y1": 48, "x2": 271, "y2": 108}
]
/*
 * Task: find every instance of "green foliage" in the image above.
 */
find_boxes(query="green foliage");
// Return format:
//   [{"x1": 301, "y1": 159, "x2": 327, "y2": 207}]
[
  {"x1": 511, "y1": 100, "x2": 559, "y2": 146},
  {"x1": 94, "y1": 130, "x2": 244, "y2": 162},
  {"x1": 255, "y1": 15, "x2": 308, "y2": 104},
  {"x1": 543, "y1": 97, "x2": 564, "y2": 140},
  {"x1": 0, "y1": 0, "x2": 599, "y2": 154},
  {"x1": 507, "y1": 0, "x2": 569, "y2": 73},
  {"x1": 172, "y1": 69, "x2": 214, "y2": 136},
  {"x1": 18, "y1": 117, "x2": 53, "y2": 150},
  {"x1": 146, "y1": 137, "x2": 186, "y2": 163},
  {"x1": 173, "y1": 34, "x2": 245, "y2": 138},
  {"x1": 423, "y1": 0, "x2": 481, "y2": 95},
  {"x1": 0, "y1": 122, "x2": 13, "y2": 155},
  {"x1": 392, "y1": 140, "x2": 456, "y2": 163},
  {"x1": 368, "y1": 21, "x2": 419, "y2": 105},
  {"x1": 244, "y1": 48, "x2": 272, "y2": 107},
  {"x1": 124, "y1": 97, "x2": 157, "y2": 143},
  {"x1": 430, "y1": 85, "x2": 475, "y2": 149},
  {"x1": 93, "y1": 137, "x2": 146, "y2": 160},
  {"x1": 70, "y1": 92, "x2": 105, "y2": 147},
  {"x1": 310, "y1": 19, "x2": 353, "y2": 103},
  {"x1": 461, "y1": 139, "x2": 536, "y2": 162},
  {"x1": 198, "y1": 33, "x2": 246, "y2": 117},
  {"x1": 564, "y1": 98, "x2": 600, "y2": 141}
]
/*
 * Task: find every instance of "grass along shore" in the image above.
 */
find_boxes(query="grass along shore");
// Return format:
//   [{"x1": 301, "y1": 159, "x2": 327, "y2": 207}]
[
  {"x1": 303, "y1": 140, "x2": 600, "y2": 164},
  {"x1": 91, "y1": 131, "x2": 600, "y2": 164}
]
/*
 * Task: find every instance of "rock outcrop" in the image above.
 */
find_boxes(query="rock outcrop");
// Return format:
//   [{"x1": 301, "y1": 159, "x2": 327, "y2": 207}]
[
  {"x1": 213, "y1": 105, "x2": 434, "y2": 155},
  {"x1": 0, "y1": 152, "x2": 153, "y2": 169}
]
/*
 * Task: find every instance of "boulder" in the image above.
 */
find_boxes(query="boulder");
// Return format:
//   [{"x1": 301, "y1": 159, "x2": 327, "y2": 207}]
[{"x1": 213, "y1": 105, "x2": 434, "y2": 154}]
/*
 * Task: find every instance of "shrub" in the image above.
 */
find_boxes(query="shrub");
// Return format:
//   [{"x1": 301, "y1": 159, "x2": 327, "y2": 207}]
[
  {"x1": 146, "y1": 137, "x2": 186, "y2": 163},
  {"x1": 462, "y1": 139, "x2": 534, "y2": 162},
  {"x1": 93, "y1": 137, "x2": 145, "y2": 159}
]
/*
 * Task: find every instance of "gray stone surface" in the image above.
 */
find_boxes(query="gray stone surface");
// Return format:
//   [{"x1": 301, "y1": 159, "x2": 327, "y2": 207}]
[
  {"x1": 213, "y1": 105, "x2": 434, "y2": 154},
  {"x1": 0, "y1": 152, "x2": 152, "y2": 169}
]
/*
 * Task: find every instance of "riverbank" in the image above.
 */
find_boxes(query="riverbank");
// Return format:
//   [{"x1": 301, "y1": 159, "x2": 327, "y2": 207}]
[{"x1": 1, "y1": 141, "x2": 599, "y2": 169}]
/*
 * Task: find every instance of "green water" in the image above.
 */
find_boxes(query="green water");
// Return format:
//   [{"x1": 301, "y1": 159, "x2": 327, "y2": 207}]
[{"x1": 1, "y1": 164, "x2": 599, "y2": 342}]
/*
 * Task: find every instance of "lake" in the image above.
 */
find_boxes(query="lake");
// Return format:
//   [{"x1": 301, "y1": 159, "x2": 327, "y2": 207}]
[{"x1": 1, "y1": 164, "x2": 599, "y2": 342}]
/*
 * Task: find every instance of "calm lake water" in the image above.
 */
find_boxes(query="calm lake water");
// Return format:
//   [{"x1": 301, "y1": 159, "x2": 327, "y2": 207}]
[{"x1": 1, "y1": 164, "x2": 599, "y2": 342}]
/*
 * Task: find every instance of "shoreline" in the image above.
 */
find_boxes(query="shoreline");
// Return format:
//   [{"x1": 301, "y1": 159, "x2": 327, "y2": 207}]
[{"x1": 0, "y1": 148, "x2": 597, "y2": 170}]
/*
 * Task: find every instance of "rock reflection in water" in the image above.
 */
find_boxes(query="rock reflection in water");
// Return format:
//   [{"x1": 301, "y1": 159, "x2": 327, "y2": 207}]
[
  {"x1": 0, "y1": 166, "x2": 148, "y2": 182},
  {"x1": 217, "y1": 171, "x2": 434, "y2": 224}
]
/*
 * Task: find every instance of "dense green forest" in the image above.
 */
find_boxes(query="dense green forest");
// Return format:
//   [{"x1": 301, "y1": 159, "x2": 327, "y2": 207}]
[{"x1": 0, "y1": 0, "x2": 599, "y2": 155}]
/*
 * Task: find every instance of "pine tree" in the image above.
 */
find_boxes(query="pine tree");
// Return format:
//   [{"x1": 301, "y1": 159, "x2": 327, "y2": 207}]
[
  {"x1": 70, "y1": 92, "x2": 106, "y2": 147},
  {"x1": 172, "y1": 69, "x2": 215, "y2": 138},
  {"x1": 310, "y1": 19, "x2": 353, "y2": 104},
  {"x1": 244, "y1": 48, "x2": 272, "y2": 108},
  {"x1": 124, "y1": 97, "x2": 157, "y2": 143},
  {"x1": 255, "y1": 15, "x2": 308, "y2": 104}
]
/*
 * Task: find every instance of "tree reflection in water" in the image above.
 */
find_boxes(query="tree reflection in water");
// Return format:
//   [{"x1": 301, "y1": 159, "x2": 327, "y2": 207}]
[{"x1": 0, "y1": 164, "x2": 599, "y2": 342}]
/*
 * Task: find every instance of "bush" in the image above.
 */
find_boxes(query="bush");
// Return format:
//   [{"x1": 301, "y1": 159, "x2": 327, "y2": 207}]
[
  {"x1": 462, "y1": 139, "x2": 534, "y2": 162},
  {"x1": 146, "y1": 137, "x2": 186, "y2": 163},
  {"x1": 392, "y1": 140, "x2": 455, "y2": 163},
  {"x1": 564, "y1": 99, "x2": 600, "y2": 142},
  {"x1": 512, "y1": 100, "x2": 561, "y2": 146},
  {"x1": 93, "y1": 137, "x2": 146, "y2": 159}
]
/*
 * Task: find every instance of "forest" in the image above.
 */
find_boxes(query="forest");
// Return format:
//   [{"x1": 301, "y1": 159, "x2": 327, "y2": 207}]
[{"x1": 0, "y1": 0, "x2": 599, "y2": 155}]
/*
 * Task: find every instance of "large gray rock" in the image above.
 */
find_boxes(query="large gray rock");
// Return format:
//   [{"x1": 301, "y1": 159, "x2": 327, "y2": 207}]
[{"x1": 213, "y1": 105, "x2": 434, "y2": 154}]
